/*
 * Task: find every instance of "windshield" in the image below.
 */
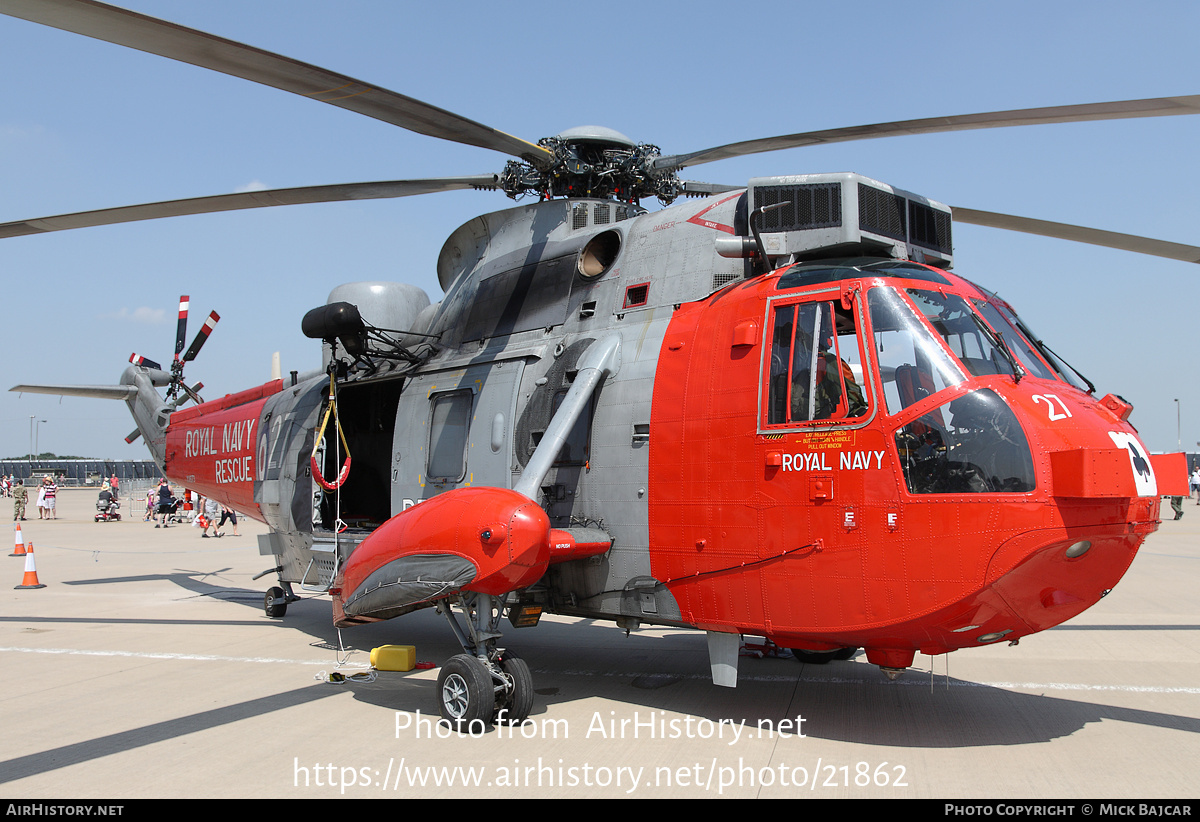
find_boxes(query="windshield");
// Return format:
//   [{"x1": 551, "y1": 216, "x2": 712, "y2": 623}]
[
  {"x1": 907, "y1": 289, "x2": 1018, "y2": 379},
  {"x1": 969, "y1": 298, "x2": 1058, "y2": 381},
  {"x1": 868, "y1": 287, "x2": 964, "y2": 416},
  {"x1": 987, "y1": 299, "x2": 1092, "y2": 392}
]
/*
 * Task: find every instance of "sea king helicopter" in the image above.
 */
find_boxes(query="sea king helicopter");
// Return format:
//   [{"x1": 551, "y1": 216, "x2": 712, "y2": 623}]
[{"x1": 4, "y1": 0, "x2": 1197, "y2": 728}]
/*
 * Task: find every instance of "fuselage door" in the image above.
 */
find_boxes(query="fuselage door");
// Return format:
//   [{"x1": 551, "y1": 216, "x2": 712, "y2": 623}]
[{"x1": 392, "y1": 359, "x2": 527, "y2": 512}]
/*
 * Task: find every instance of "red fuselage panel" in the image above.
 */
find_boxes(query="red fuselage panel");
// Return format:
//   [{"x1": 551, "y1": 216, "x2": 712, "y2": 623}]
[{"x1": 163, "y1": 381, "x2": 282, "y2": 520}]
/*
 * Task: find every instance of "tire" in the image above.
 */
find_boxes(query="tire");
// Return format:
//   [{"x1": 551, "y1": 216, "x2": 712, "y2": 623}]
[
  {"x1": 437, "y1": 654, "x2": 495, "y2": 729},
  {"x1": 496, "y1": 653, "x2": 533, "y2": 725},
  {"x1": 791, "y1": 647, "x2": 857, "y2": 664},
  {"x1": 264, "y1": 586, "x2": 287, "y2": 618}
]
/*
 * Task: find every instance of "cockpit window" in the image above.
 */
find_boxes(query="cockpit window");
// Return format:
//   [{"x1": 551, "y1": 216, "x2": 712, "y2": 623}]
[
  {"x1": 766, "y1": 298, "x2": 868, "y2": 425},
  {"x1": 988, "y1": 300, "x2": 1092, "y2": 392},
  {"x1": 895, "y1": 389, "x2": 1035, "y2": 494},
  {"x1": 969, "y1": 298, "x2": 1058, "y2": 381},
  {"x1": 867, "y1": 287, "x2": 964, "y2": 415},
  {"x1": 906, "y1": 289, "x2": 1016, "y2": 379}
]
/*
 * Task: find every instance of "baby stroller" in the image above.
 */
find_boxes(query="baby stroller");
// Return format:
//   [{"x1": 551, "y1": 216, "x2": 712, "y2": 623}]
[
  {"x1": 157, "y1": 495, "x2": 186, "y2": 524},
  {"x1": 95, "y1": 490, "x2": 121, "y2": 522}
]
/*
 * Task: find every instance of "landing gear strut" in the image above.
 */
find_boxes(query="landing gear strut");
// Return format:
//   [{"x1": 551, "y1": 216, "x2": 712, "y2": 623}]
[{"x1": 436, "y1": 593, "x2": 533, "y2": 727}]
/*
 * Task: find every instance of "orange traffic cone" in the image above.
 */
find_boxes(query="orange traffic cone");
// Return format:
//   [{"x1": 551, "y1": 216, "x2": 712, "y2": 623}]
[
  {"x1": 15, "y1": 543, "x2": 44, "y2": 589},
  {"x1": 11, "y1": 523, "x2": 26, "y2": 557}
]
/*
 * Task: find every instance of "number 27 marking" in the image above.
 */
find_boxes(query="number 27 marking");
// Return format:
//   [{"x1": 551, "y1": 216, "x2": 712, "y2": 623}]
[{"x1": 1032, "y1": 393, "x2": 1072, "y2": 421}]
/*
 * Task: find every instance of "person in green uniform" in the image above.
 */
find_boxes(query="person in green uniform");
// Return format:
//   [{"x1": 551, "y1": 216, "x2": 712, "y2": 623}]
[{"x1": 12, "y1": 480, "x2": 27, "y2": 521}]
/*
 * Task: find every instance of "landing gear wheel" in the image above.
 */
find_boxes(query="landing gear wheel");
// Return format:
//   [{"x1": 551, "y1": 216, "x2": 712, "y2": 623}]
[
  {"x1": 264, "y1": 586, "x2": 287, "y2": 618},
  {"x1": 791, "y1": 647, "x2": 857, "y2": 664},
  {"x1": 495, "y1": 653, "x2": 533, "y2": 726},
  {"x1": 437, "y1": 654, "x2": 495, "y2": 729}
]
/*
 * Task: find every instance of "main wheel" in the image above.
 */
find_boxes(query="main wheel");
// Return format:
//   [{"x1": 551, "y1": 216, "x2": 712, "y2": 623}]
[
  {"x1": 495, "y1": 653, "x2": 533, "y2": 725},
  {"x1": 437, "y1": 654, "x2": 495, "y2": 729},
  {"x1": 264, "y1": 586, "x2": 287, "y2": 618},
  {"x1": 791, "y1": 647, "x2": 858, "y2": 664}
]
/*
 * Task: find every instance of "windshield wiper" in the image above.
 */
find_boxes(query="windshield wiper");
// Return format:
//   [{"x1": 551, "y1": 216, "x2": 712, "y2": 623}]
[{"x1": 971, "y1": 312, "x2": 1024, "y2": 383}]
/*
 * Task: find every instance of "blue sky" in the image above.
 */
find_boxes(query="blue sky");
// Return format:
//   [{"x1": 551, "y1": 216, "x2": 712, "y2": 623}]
[{"x1": 2, "y1": 0, "x2": 1198, "y2": 460}]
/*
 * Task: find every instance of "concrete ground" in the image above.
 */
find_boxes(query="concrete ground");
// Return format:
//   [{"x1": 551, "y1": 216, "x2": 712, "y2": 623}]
[{"x1": 1, "y1": 488, "x2": 1198, "y2": 798}]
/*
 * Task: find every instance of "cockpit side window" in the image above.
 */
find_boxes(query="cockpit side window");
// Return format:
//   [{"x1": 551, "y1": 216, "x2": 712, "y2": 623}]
[
  {"x1": 766, "y1": 298, "x2": 868, "y2": 426},
  {"x1": 895, "y1": 389, "x2": 1035, "y2": 494},
  {"x1": 868, "y1": 287, "x2": 964, "y2": 416}
]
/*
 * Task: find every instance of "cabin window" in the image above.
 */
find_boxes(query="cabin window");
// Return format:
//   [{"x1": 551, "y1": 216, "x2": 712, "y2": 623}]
[
  {"x1": 427, "y1": 390, "x2": 473, "y2": 482},
  {"x1": 765, "y1": 298, "x2": 868, "y2": 425},
  {"x1": 867, "y1": 287, "x2": 964, "y2": 415},
  {"x1": 548, "y1": 388, "x2": 591, "y2": 466}
]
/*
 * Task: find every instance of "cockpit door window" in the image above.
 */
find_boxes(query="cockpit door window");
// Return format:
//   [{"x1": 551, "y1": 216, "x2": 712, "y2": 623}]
[{"x1": 765, "y1": 298, "x2": 868, "y2": 426}]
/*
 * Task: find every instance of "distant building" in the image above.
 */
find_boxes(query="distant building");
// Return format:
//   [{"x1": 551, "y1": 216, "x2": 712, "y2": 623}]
[{"x1": 0, "y1": 459, "x2": 161, "y2": 486}]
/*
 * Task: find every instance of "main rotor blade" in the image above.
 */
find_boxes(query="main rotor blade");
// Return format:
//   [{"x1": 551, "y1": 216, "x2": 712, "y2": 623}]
[
  {"x1": 679, "y1": 180, "x2": 743, "y2": 196},
  {"x1": 0, "y1": 176, "x2": 500, "y2": 239},
  {"x1": 654, "y1": 95, "x2": 1200, "y2": 172},
  {"x1": 952, "y1": 207, "x2": 1200, "y2": 264},
  {"x1": 0, "y1": 0, "x2": 553, "y2": 167}
]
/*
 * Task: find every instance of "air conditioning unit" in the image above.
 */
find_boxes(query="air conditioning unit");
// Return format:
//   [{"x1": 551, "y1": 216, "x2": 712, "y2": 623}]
[{"x1": 747, "y1": 173, "x2": 953, "y2": 268}]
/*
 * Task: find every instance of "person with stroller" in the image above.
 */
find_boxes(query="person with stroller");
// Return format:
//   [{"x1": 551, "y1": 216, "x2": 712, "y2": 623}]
[{"x1": 154, "y1": 479, "x2": 177, "y2": 528}]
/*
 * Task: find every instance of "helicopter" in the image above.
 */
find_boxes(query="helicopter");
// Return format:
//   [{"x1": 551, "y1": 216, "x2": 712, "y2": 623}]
[{"x1": 4, "y1": 0, "x2": 1197, "y2": 729}]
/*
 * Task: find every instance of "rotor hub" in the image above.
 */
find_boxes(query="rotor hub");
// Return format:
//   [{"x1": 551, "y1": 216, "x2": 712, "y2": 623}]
[{"x1": 498, "y1": 126, "x2": 682, "y2": 205}]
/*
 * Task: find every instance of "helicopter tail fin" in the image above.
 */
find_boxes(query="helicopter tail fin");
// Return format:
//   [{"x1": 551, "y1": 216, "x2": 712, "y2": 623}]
[{"x1": 10, "y1": 366, "x2": 176, "y2": 468}]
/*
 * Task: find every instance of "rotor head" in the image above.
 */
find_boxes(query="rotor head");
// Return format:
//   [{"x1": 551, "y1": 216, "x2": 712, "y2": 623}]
[{"x1": 499, "y1": 125, "x2": 681, "y2": 205}]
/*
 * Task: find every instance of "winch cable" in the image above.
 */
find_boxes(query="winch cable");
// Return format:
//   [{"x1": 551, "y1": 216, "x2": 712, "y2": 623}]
[{"x1": 310, "y1": 367, "x2": 352, "y2": 665}]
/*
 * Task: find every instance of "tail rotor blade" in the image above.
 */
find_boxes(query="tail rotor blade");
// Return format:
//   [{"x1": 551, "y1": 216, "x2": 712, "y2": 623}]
[
  {"x1": 180, "y1": 381, "x2": 205, "y2": 405},
  {"x1": 174, "y1": 295, "x2": 190, "y2": 361},
  {"x1": 182, "y1": 311, "x2": 219, "y2": 362},
  {"x1": 129, "y1": 352, "x2": 163, "y2": 371}
]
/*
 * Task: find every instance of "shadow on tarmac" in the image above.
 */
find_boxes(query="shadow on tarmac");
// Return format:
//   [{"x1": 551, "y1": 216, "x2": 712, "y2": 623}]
[{"x1": 6, "y1": 571, "x2": 1196, "y2": 786}]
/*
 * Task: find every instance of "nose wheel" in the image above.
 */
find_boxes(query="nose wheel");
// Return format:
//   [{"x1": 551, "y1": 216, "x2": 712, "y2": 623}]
[
  {"x1": 435, "y1": 594, "x2": 535, "y2": 728},
  {"x1": 437, "y1": 654, "x2": 496, "y2": 729},
  {"x1": 494, "y1": 653, "x2": 533, "y2": 726}
]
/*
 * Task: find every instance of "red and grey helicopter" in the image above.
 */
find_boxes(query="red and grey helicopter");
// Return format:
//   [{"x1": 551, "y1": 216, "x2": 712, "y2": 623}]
[{"x1": 4, "y1": 0, "x2": 1197, "y2": 728}]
